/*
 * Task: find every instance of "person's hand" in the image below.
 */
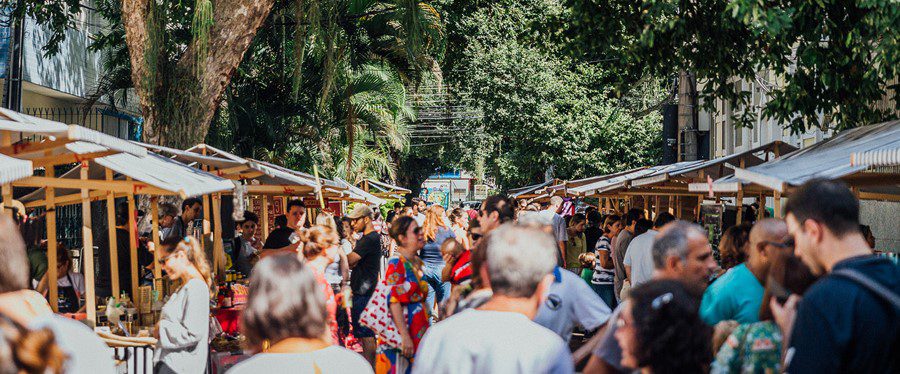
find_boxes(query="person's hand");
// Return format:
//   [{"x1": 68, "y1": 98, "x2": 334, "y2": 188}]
[
  {"x1": 712, "y1": 320, "x2": 740, "y2": 352},
  {"x1": 442, "y1": 252, "x2": 457, "y2": 266},
  {"x1": 400, "y1": 333, "x2": 414, "y2": 358},
  {"x1": 771, "y1": 294, "x2": 800, "y2": 338}
]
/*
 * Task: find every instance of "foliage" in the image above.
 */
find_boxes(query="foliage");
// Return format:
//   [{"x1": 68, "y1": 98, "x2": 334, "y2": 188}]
[
  {"x1": 439, "y1": 0, "x2": 665, "y2": 189},
  {"x1": 5, "y1": 0, "x2": 82, "y2": 56},
  {"x1": 564, "y1": 0, "x2": 900, "y2": 133}
]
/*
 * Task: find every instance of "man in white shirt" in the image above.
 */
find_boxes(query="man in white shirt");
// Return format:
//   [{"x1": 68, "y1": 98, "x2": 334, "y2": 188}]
[
  {"x1": 414, "y1": 224, "x2": 574, "y2": 374},
  {"x1": 538, "y1": 196, "x2": 569, "y2": 267},
  {"x1": 623, "y1": 212, "x2": 675, "y2": 287}
]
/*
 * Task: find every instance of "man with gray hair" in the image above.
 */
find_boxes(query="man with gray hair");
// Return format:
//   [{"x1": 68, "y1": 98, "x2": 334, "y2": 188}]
[
  {"x1": 414, "y1": 224, "x2": 574, "y2": 374},
  {"x1": 584, "y1": 220, "x2": 717, "y2": 374},
  {"x1": 539, "y1": 196, "x2": 569, "y2": 267}
]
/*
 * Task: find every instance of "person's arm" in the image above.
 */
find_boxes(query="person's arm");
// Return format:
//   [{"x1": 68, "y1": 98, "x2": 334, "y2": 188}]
[
  {"x1": 389, "y1": 302, "x2": 414, "y2": 357},
  {"x1": 571, "y1": 273, "x2": 613, "y2": 328},
  {"x1": 347, "y1": 252, "x2": 362, "y2": 268},
  {"x1": 158, "y1": 281, "x2": 209, "y2": 349},
  {"x1": 622, "y1": 242, "x2": 634, "y2": 280},
  {"x1": 624, "y1": 265, "x2": 632, "y2": 280},
  {"x1": 441, "y1": 253, "x2": 457, "y2": 282},
  {"x1": 558, "y1": 241, "x2": 567, "y2": 267},
  {"x1": 338, "y1": 249, "x2": 350, "y2": 289},
  {"x1": 384, "y1": 259, "x2": 414, "y2": 357},
  {"x1": 35, "y1": 271, "x2": 50, "y2": 296}
]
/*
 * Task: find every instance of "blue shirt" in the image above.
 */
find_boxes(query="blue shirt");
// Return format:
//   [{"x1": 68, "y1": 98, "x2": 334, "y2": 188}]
[
  {"x1": 785, "y1": 255, "x2": 899, "y2": 374},
  {"x1": 535, "y1": 267, "x2": 612, "y2": 343},
  {"x1": 700, "y1": 263, "x2": 764, "y2": 325},
  {"x1": 420, "y1": 227, "x2": 455, "y2": 266}
]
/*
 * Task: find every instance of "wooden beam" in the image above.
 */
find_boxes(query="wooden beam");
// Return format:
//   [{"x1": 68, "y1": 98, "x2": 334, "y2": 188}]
[
  {"x1": 105, "y1": 169, "x2": 120, "y2": 298},
  {"x1": 14, "y1": 176, "x2": 175, "y2": 196},
  {"x1": 261, "y1": 195, "x2": 269, "y2": 236},
  {"x1": 758, "y1": 192, "x2": 766, "y2": 221},
  {"x1": 0, "y1": 138, "x2": 72, "y2": 157},
  {"x1": 210, "y1": 164, "x2": 253, "y2": 176},
  {"x1": 25, "y1": 190, "x2": 122, "y2": 209},
  {"x1": 774, "y1": 190, "x2": 783, "y2": 218},
  {"x1": 1, "y1": 184, "x2": 11, "y2": 219},
  {"x1": 245, "y1": 185, "x2": 315, "y2": 196},
  {"x1": 695, "y1": 195, "x2": 703, "y2": 222},
  {"x1": 858, "y1": 191, "x2": 900, "y2": 202},
  {"x1": 212, "y1": 194, "x2": 225, "y2": 278},
  {"x1": 654, "y1": 196, "x2": 660, "y2": 218},
  {"x1": 643, "y1": 196, "x2": 650, "y2": 219},
  {"x1": 151, "y1": 197, "x2": 161, "y2": 279},
  {"x1": 80, "y1": 165, "x2": 97, "y2": 327},
  {"x1": 46, "y1": 167, "x2": 58, "y2": 312},
  {"x1": 30, "y1": 150, "x2": 119, "y2": 168},
  {"x1": 736, "y1": 185, "x2": 745, "y2": 224},
  {"x1": 126, "y1": 190, "x2": 139, "y2": 301}
]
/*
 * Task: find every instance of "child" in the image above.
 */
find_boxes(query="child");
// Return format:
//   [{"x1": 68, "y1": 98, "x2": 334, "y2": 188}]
[
  {"x1": 440, "y1": 238, "x2": 471, "y2": 286},
  {"x1": 578, "y1": 252, "x2": 596, "y2": 284}
]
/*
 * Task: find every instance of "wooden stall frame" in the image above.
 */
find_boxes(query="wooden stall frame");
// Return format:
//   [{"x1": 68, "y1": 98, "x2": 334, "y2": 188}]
[{"x1": 105, "y1": 169, "x2": 120, "y2": 298}]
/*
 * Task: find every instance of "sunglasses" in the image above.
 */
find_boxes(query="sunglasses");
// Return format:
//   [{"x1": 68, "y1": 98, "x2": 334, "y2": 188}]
[
  {"x1": 158, "y1": 249, "x2": 183, "y2": 265},
  {"x1": 762, "y1": 237, "x2": 795, "y2": 249},
  {"x1": 470, "y1": 233, "x2": 483, "y2": 241}
]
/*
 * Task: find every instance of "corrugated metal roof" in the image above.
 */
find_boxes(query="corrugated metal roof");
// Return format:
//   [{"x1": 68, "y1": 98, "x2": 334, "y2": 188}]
[
  {"x1": 733, "y1": 120, "x2": 900, "y2": 191},
  {"x1": 362, "y1": 179, "x2": 412, "y2": 194},
  {"x1": 851, "y1": 147, "x2": 900, "y2": 167},
  {"x1": 0, "y1": 108, "x2": 146, "y2": 157},
  {"x1": 0, "y1": 154, "x2": 32, "y2": 185},
  {"x1": 509, "y1": 180, "x2": 555, "y2": 198},
  {"x1": 570, "y1": 161, "x2": 702, "y2": 195}
]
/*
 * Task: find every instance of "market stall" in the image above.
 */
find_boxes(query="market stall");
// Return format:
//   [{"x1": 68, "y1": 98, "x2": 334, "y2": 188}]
[{"x1": 359, "y1": 178, "x2": 412, "y2": 200}]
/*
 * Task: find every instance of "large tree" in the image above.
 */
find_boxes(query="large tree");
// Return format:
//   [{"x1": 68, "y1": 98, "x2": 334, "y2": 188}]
[
  {"x1": 438, "y1": 0, "x2": 666, "y2": 189},
  {"x1": 121, "y1": 0, "x2": 276, "y2": 147},
  {"x1": 564, "y1": 0, "x2": 899, "y2": 133}
]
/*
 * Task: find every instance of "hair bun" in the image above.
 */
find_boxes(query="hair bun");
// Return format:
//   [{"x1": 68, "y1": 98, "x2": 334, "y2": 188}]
[{"x1": 14, "y1": 327, "x2": 67, "y2": 373}]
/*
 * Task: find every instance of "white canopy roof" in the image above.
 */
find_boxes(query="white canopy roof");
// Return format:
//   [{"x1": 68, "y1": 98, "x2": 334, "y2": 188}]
[
  {"x1": 18, "y1": 142, "x2": 234, "y2": 201},
  {"x1": 570, "y1": 161, "x2": 703, "y2": 196},
  {"x1": 0, "y1": 154, "x2": 32, "y2": 185},
  {"x1": 335, "y1": 177, "x2": 387, "y2": 206},
  {"x1": 0, "y1": 108, "x2": 146, "y2": 157}
]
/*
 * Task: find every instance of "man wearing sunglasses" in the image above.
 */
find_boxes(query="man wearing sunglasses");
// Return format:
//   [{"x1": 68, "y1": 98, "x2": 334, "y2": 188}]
[
  {"x1": 345, "y1": 205, "x2": 382, "y2": 366},
  {"x1": 700, "y1": 219, "x2": 791, "y2": 325},
  {"x1": 772, "y1": 179, "x2": 899, "y2": 374}
]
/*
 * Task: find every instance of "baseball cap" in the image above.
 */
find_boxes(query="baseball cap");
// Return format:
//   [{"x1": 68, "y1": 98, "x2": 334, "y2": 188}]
[{"x1": 346, "y1": 205, "x2": 374, "y2": 220}]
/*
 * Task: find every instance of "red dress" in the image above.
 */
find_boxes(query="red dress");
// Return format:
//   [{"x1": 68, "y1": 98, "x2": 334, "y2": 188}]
[{"x1": 376, "y1": 255, "x2": 430, "y2": 374}]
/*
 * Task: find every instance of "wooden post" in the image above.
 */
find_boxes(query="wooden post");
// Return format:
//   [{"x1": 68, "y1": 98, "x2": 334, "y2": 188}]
[
  {"x1": 212, "y1": 193, "x2": 225, "y2": 278},
  {"x1": 758, "y1": 192, "x2": 766, "y2": 221},
  {"x1": 281, "y1": 196, "x2": 287, "y2": 213},
  {"x1": 80, "y1": 164, "x2": 97, "y2": 327},
  {"x1": 774, "y1": 190, "x2": 783, "y2": 218},
  {"x1": 643, "y1": 197, "x2": 650, "y2": 218},
  {"x1": 1, "y1": 132, "x2": 11, "y2": 218},
  {"x1": 151, "y1": 197, "x2": 161, "y2": 279},
  {"x1": 126, "y1": 191, "x2": 139, "y2": 300},
  {"x1": 736, "y1": 186, "x2": 745, "y2": 224},
  {"x1": 261, "y1": 195, "x2": 269, "y2": 235},
  {"x1": 46, "y1": 167, "x2": 59, "y2": 312},
  {"x1": 667, "y1": 196, "x2": 674, "y2": 215},
  {"x1": 696, "y1": 195, "x2": 703, "y2": 222},
  {"x1": 105, "y1": 169, "x2": 120, "y2": 298},
  {"x1": 654, "y1": 196, "x2": 661, "y2": 218}
]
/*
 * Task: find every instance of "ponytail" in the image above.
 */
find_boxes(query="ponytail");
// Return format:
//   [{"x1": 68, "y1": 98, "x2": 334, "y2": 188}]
[{"x1": 0, "y1": 316, "x2": 67, "y2": 374}]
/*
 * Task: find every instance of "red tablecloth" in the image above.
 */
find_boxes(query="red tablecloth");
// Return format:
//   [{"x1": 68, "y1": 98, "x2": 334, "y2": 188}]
[{"x1": 213, "y1": 306, "x2": 244, "y2": 335}]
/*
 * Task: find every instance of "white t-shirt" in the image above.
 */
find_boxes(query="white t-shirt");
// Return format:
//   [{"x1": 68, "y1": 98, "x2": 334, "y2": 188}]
[
  {"x1": 226, "y1": 346, "x2": 372, "y2": 374},
  {"x1": 535, "y1": 267, "x2": 612, "y2": 343},
  {"x1": 324, "y1": 243, "x2": 352, "y2": 286},
  {"x1": 58, "y1": 271, "x2": 86, "y2": 295},
  {"x1": 622, "y1": 229, "x2": 658, "y2": 287},
  {"x1": 413, "y1": 309, "x2": 574, "y2": 374}
]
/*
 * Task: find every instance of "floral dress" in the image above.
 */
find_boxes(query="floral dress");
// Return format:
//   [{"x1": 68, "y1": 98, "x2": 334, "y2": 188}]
[
  {"x1": 375, "y1": 255, "x2": 430, "y2": 374},
  {"x1": 711, "y1": 321, "x2": 783, "y2": 374}
]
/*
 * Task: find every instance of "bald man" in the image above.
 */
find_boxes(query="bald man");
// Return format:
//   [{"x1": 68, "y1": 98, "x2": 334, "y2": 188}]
[{"x1": 700, "y1": 219, "x2": 792, "y2": 325}]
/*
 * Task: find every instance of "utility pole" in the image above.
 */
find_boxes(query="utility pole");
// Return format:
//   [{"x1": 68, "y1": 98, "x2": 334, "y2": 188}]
[
  {"x1": 2, "y1": 5, "x2": 24, "y2": 111},
  {"x1": 677, "y1": 70, "x2": 699, "y2": 161}
]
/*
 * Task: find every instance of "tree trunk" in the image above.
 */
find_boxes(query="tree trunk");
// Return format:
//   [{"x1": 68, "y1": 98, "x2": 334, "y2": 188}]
[{"x1": 123, "y1": 0, "x2": 277, "y2": 147}]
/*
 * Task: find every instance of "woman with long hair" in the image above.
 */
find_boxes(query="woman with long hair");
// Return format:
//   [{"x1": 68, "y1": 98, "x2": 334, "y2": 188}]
[
  {"x1": 153, "y1": 236, "x2": 213, "y2": 373},
  {"x1": 717, "y1": 224, "x2": 752, "y2": 275},
  {"x1": 419, "y1": 206, "x2": 455, "y2": 314},
  {"x1": 377, "y1": 216, "x2": 430, "y2": 374},
  {"x1": 616, "y1": 280, "x2": 712, "y2": 373},
  {"x1": 712, "y1": 251, "x2": 817, "y2": 373},
  {"x1": 228, "y1": 254, "x2": 371, "y2": 373},
  {"x1": 302, "y1": 226, "x2": 341, "y2": 345},
  {"x1": 592, "y1": 215, "x2": 622, "y2": 308},
  {"x1": 448, "y1": 208, "x2": 470, "y2": 250},
  {"x1": 315, "y1": 213, "x2": 351, "y2": 295}
]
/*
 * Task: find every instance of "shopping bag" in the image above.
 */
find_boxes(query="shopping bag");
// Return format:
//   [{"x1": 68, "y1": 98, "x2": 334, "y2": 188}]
[{"x1": 358, "y1": 280, "x2": 405, "y2": 349}]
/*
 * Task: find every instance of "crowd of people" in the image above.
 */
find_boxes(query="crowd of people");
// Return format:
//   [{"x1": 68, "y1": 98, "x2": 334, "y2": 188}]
[{"x1": 0, "y1": 178, "x2": 897, "y2": 373}]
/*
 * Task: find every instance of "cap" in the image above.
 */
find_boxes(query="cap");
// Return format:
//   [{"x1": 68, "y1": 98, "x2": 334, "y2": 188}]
[{"x1": 346, "y1": 205, "x2": 374, "y2": 220}]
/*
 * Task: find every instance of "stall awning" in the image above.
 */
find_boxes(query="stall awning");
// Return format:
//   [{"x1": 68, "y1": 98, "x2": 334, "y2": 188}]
[
  {"x1": 361, "y1": 179, "x2": 411, "y2": 197},
  {"x1": 631, "y1": 141, "x2": 796, "y2": 187},
  {"x1": 509, "y1": 180, "x2": 556, "y2": 199},
  {"x1": 732, "y1": 120, "x2": 900, "y2": 192},
  {"x1": 851, "y1": 146, "x2": 900, "y2": 167},
  {"x1": 570, "y1": 162, "x2": 702, "y2": 196},
  {"x1": 335, "y1": 177, "x2": 387, "y2": 206},
  {"x1": 0, "y1": 108, "x2": 146, "y2": 157},
  {"x1": 0, "y1": 154, "x2": 32, "y2": 184},
  {"x1": 17, "y1": 142, "x2": 234, "y2": 203}
]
